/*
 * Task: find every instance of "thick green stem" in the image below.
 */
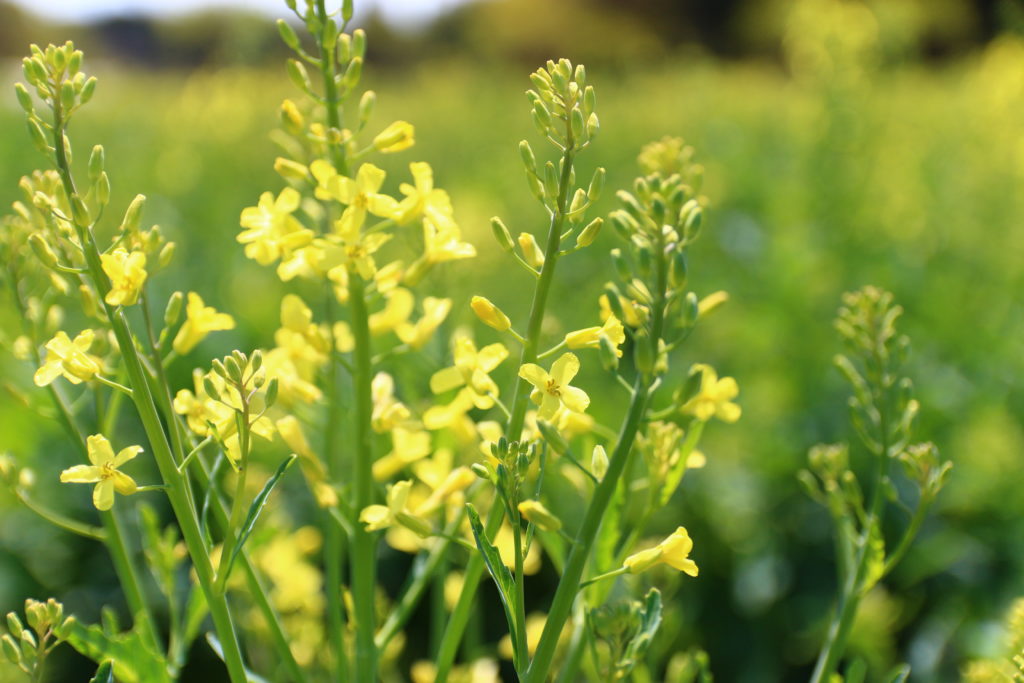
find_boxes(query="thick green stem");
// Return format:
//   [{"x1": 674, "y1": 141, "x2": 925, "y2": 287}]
[
  {"x1": 525, "y1": 221, "x2": 671, "y2": 683},
  {"x1": 810, "y1": 385, "x2": 891, "y2": 683},
  {"x1": 434, "y1": 137, "x2": 576, "y2": 682},
  {"x1": 347, "y1": 271, "x2": 377, "y2": 682},
  {"x1": 524, "y1": 380, "x2": 650, "y2": 683},
  {"x1": 50, "y1": 103, "x2": 248, "y2": 683}
]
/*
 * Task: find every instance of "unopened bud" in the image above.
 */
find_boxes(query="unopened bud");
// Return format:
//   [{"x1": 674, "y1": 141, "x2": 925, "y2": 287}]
[
  {"x1": 490, "y1": 217, "x2": 514, "y2": 252},
  {"x1": 518, "y1": 500, "x2": 562, "y2": 532},
  {"x1": 591, "y1": 445, "x2": 608, "y2": 479},
  {"x1": 470, "y1": 296, "x2": 511, "y2": 332}
]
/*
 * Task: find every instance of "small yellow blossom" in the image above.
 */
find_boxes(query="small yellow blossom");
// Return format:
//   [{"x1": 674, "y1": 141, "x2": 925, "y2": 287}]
[
  {"x1": 470, "y1": 296, "x2": 511, "y2": 331},
  {"x1": 420, "y1": 214, "x2": 475, "y2": 265},
  {"x1": 360, "y1": 480, "x2": 411, "y2": 531},
  {"x1": 414, "y1": 466, "x2": 476, "y2": 516},
  {"x1": 423, "y1": 389, "x2": 478, "y2": 443},
  {"x1": 373, "y1": 120, "x2": 415, "y2": 153},
  {"x1": 697, "y1": 290, "x2": 729, "y2": 319},
  {"x1": 369, "y1": 287, "x2": 414, "y2": 336},
  {"x1": 173, "y1": 292, "x2": 235, "y2": 355},
  {"x1": 564, "y1": 313, "x2": 625, "y2": 357},
  {"x1": 430, "y1": 333, "x2": 508, "y2": 407},
  {"x1": 60, "y1": 434, "x2": 141, "y2": 511},
  {"x1": 599, "y1": 293, "x2": 646, "y2": 328},
  {"x1": 623, "y1": 526, "x2": 698, "y2": 576},
  {"x1": 518, "y1": 353, "x2": 589, "y2": 420},
  {"x1": 397, "y1": 297, "x2": 452, "y2": 349},
  {"x1": 310, "y1": 161, "x2": 398, "y2": 238},
  {"x1": 395, "y1": 162, "x2": 453, "y2": 226},
  {"x1": 371, "y1": 372, "x2": 416, "y2": 433},
  {"x1": 373, "y1": 428, "x2": 432, "y2": 481},
  {"x1": 33, "y1": 329, "x2": 103, "y2": 386},
  {"x1": 681, "y1": 364, "x2": 741, "y2": 423},
  {"x1": 100, "y1": 248, "x2": 147, "y2": 306},
  {"x1": 237, "y1": 188, "x2": 313, "y2": 266}
]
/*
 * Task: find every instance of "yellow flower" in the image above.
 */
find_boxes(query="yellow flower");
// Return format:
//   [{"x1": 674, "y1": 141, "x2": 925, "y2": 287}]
[
  {"x1": 423, "y1": 388, "x2": 478, "y2": 443},
  {"x1": 277, "y1": 416, "x2": 336, "y2": 507},
  {"x1": 395, "y1": 162, "x2": 453, "y2": 226},
  {"x1": 430, "y1": 333, "x2": 508, "y2": 408},
  {"x1": 518, "y1": 352, "x2": 589, "y2": 420},
  {"x1": 373, "y1": 428, "x2": 432, "y2": 481},
  {"x1": 100, "y1": 248, "x2": 147, "y2": 306},
  {"x1": 369, "y1": 287, "x2": 414, "y2": 336},
  {"x1": 470, "y1": 296, "x2": 511, "y2": 332},
  {"x1": 60, "y1": 434, "x2": 141, "y2": 511},
  {"x1": 310, "y1": 161, "x2": 398, "y2": 238},
  {"x1": 681, "y1": 364, "x2": 741, "y2": 423},
  {"x1": 33, "y1": 329, "x2": 102, "y2": 386},
  {"x1": 421, "y1": 214, "x2": 475, "y2": 265},
  {"x1": 414, "y1": 466, "x2": 476, "y2": 516},
  {"x1": 564, "y1": 313, "x2": 625, "y2": 357},
  {"x1": 373, "y1": 120, "x2": 415, "y2": 153},
  {"x1": 360, "y1": 480, "x2": 412, "y2": 531},
  {"x1": 623, "y1": 526, "x2": 698, "y2": 576},
  {"x1": 173, "y1": 292, "x2": 235, "y2": 355},
  {"x1": 396, "y1": 297, "x2": 452, "y2": 349},
  {"x1": 264, "y1": 348, "x2": 322, "y2": 405},
  {"x1": 237, "y1": 188, "x2": 313, "y2": 266},
  {"x1": 599, "y1": 293, "x2": 646, "y2": 328},
  {"x1": 371, "y1": 372, "x2": 416, "y2": 433}
]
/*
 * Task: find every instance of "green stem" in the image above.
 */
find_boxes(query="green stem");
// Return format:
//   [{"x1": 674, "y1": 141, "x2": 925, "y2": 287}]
[
  {"x1": 348, "y1": 270, "x2": 377, "y2": 683},
  {"x1": 215, "y1": 404, "x2": 251, "y2": 595},
  {"x1": 512, "y1": 507, "x2": 529, "y2": 675},
  {"x1": 49, "y1": 100, "x2": 248, "y2": 683},
  {"x1": 525, "y1": 217, "x2": 671, "y2": 683},
  {"x1": 524, "y1": 379, "x2": 650, "y2": 683},
  {"x1": 809, "y1": 402, "x2": 891, "y2": 682},
  {"x1": 189, "y1": 443, "x2": 309, "y2": 683},
  {"x1": 434, "y1": 135, "x2": 577, "y2": 682},
  {"x1": 13, "y1": 487, "x2": 106, "y2": 542},
  {"x1": 375, "y1": 510, "x2": 466, "y2": 651},
  {"x1": 7, "y1": 264, "x2": 161, "y2": 656}
]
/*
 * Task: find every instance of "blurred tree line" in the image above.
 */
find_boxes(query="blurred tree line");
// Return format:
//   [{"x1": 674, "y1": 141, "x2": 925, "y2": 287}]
[{"x1": 0, "y1": 0, "x2": 1021, "y2": 70}]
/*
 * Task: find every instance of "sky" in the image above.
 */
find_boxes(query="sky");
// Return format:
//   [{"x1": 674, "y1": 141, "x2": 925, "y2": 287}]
[{"x1": 9, "y1": 0, "x2": 475, "y2": 28}]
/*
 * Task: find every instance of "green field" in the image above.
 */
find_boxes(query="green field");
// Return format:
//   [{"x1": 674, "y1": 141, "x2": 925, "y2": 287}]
[{"x1": 1, "y1": 12, "x2": 1023, "y2": 681}]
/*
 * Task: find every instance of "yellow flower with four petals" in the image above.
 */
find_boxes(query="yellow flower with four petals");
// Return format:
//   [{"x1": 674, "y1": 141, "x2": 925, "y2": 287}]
[{"x1": 59, "y1": 434, "x2": 141, "y2": 511}]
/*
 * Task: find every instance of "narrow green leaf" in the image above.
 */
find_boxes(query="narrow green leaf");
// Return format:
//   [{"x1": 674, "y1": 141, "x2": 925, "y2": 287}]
[
  {"x1": 466, "y1": 503, "x2": 522, "y2": 663},
  {"x1": 619, "y1": 588, "x2": 663, "y2": 675},
  {"x1": 882, "y1": 663, "x2": 911, "y2": 683},
  {"x1": 88, "y1": 661, "x2": 114, "y2": 683},
  {"x1": 224, "y1": 454, "x2": 297, "y2": 583}
]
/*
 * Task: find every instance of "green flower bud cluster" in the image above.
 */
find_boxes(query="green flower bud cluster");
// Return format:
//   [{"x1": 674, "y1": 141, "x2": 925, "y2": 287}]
[
  {"x1": 604, "y1": 140, "x2": 709, "y2": 378},
  {"x1": 2, "y1": 599, "x2": 75, "y2": 678}
]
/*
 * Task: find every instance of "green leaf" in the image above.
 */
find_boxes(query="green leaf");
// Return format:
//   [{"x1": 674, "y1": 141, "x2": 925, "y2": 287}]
[
  {"x1": 63, "y1": 619, "x2": 171, "y2": 683},
  {"x1": 88, "y1": 661, "x2": 114, "y2": 683},
  {"x1": 465, "y1": 503, "x2": 522, "y2": 664},
  {"x1": 618, "y1": 588, "x2": 663, "y2": 676},
  {"x1": 224, "y1": 454, "x2": 297, "y2": 583},
  {"x1": 881, "y1": 663, "x2": 910, "y2": 683},
  {"x1": 843, "y1": 657, "x2": 867, "y2": 683}
]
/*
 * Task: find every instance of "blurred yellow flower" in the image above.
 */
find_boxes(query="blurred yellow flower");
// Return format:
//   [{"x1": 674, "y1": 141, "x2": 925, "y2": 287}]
[
  {"x1": 681, "y1": 364, "x2": 741, "y2": 423},
  {"x1": 59, "y1": 434, "x2": 140, "y2": 511},
  {"x1": 33, "y1": 329, "x2": 102, "y2": 386},
  {"x1": 397, "y1": 296, "x2": 452, "y2": 349},
  {"x1": 373, "y1": 120, "x2": 415, "y2": 153},
  {"x1": 519, "y1": 352, "x2": 589, "y2": 420},
  {"x1": 100, "y1": 248, "x2": 147, "y2": 306},
  {"x1": 173, "y1": 292, "x2": 235, "y2": 355},
  {"x1": 237, "y1": 187, "x2": 313, "y2": 266},
  {"x1": 430, "y1": 333, "x2": 508, "y2": 408}
]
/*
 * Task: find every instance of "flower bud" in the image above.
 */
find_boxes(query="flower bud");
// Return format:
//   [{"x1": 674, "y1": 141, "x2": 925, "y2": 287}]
[
  {"x1": 28, "y1": 233, "x2": 59, "y2": 270},
  {"x1": 490, "y1": 217, "x2": 514, "y2": 252},
  {"x1": 470, "y1": 296, "x2": 511, "y2": 332},
  {"x1": 587, "y1": 167, "x2": 605, "y2": 202},
  {"x1": 164, "y1": 291, "x2": 184, "y2": 327},
  {"x1": 518, "y1": 232, "x2": 544, "y2": 268},
  {"x1": 343, "y1": 56, "x2": 363, "y2": 90},
  {"x1": 591, "y1": 445, "x2": 608, "y2": 480},
  {"x1": 119, "y1": 194, "x2": 146, "y2": 233},
  {"x1": 518, "y1": 500, "x2": 562, "y2": 532},
  {"x1": 576, "y1": 217, "x2": 602, "y2": 248},
  {"x1": 277, "y1": 19, "x2": 300, "y2": 51},
  {"x1": 358, "y1": 90, "x2": 376, "y2": 128},
  {"x1": 286, "y1": 58, "x2": 312, "y2": 93}
]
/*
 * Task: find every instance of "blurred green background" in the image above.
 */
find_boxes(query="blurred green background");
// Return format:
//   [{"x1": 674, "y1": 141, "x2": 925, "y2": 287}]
[{"x1": 1, "y1": 0, "x2": 1023, "y2": 680}]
